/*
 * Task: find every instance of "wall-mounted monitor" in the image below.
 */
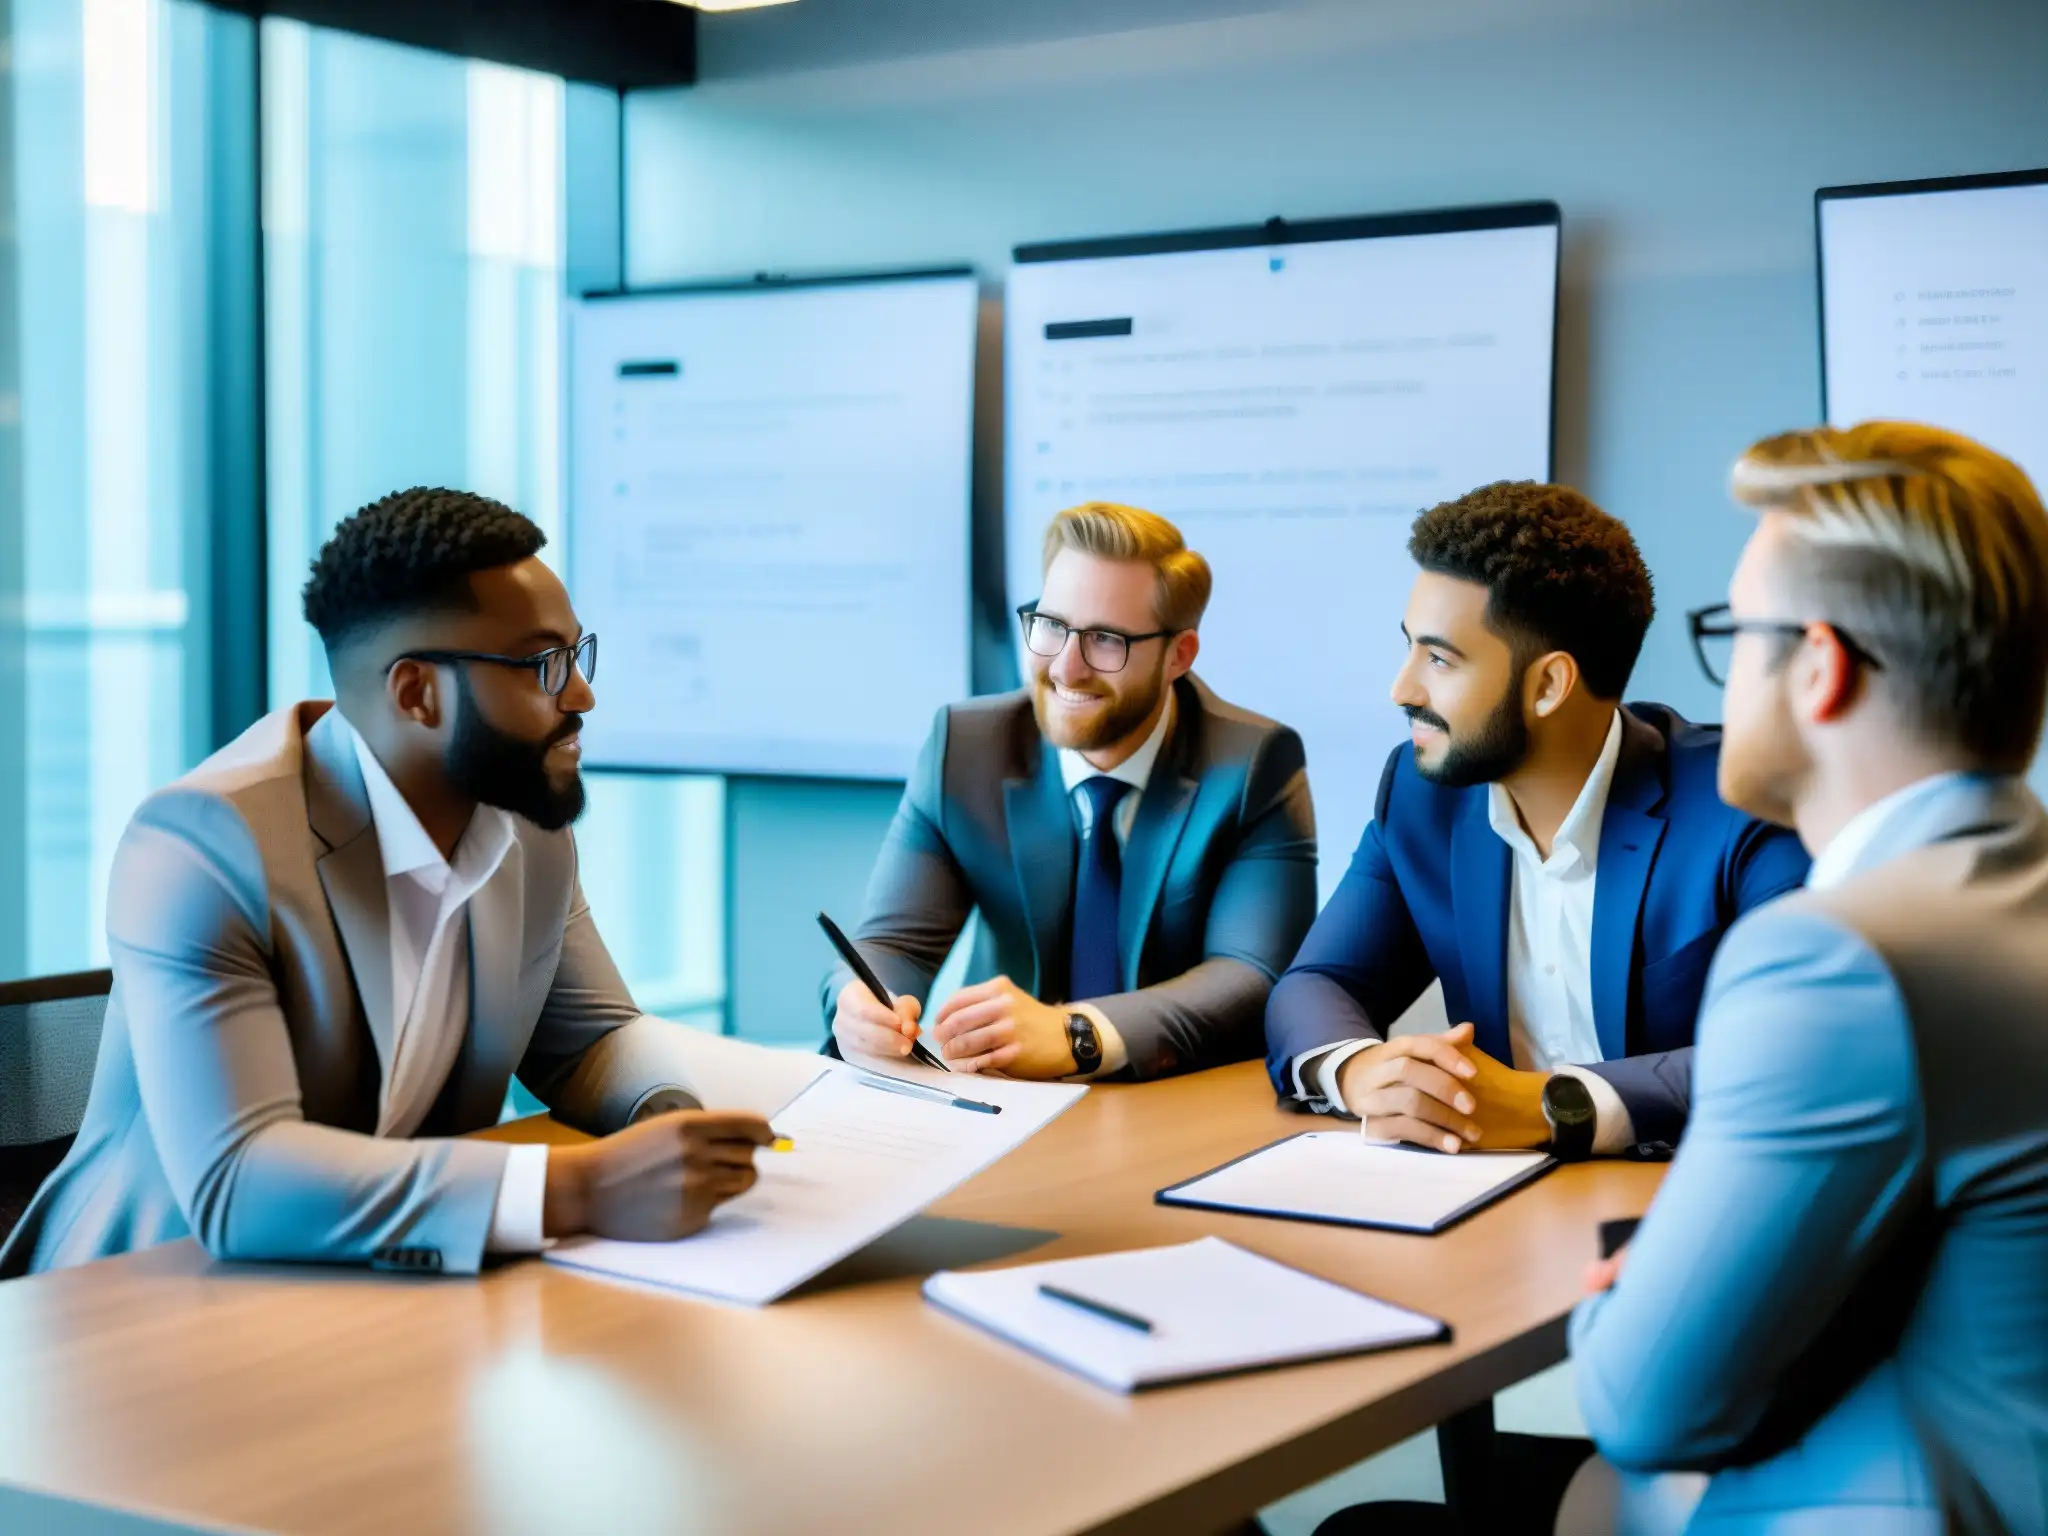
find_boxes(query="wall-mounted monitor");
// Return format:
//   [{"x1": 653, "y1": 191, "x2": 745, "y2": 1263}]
[
  {"x1": 1818, "y1": 168, "x2": 2048, "y2": 493},
  {"x1": 1004, "y1": 204, "x2": 1561, "y2": 887},
  {"x1": 568, "y1": 270, "x2": 979, "y2": 779}
]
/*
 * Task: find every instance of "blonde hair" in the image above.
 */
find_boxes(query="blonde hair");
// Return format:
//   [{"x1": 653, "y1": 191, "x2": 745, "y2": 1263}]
[
  {"x1": 1730, "y1": 420, "x2": 2048, "y2": 771},
  {"x1": 1041, "y1": 502, "x2": 1213, "y2": 632}
]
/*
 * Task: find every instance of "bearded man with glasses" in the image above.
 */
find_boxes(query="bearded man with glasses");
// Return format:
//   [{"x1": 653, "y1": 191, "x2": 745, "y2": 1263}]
[
  {"x1": 4, "y1": 487, "x2": 775, "y2": 1279},
  {"x1": 823, "y1": 502, "x2": 1317, "y2": 1081}
]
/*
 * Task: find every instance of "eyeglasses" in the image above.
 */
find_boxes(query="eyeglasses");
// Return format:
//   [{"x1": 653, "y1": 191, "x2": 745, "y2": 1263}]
[
  {"x1": 1016, "y1": 604, "x2": 1174, "y2": 674},
  {"x1": 1686, "y1": 605, "x2": 1883, "y2": 687},
  {"x1": 389, "y1": 633, "x2": 598, "y2": 698}
]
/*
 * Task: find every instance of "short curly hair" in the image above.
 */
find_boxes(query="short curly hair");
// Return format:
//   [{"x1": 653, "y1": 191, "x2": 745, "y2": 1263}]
[
  {"x1": 1408, "y1": 481, "x2": 1654, "y2": 699},
  {"x1": 301, "y1": 487, "x2": 547, "y2": 655}
]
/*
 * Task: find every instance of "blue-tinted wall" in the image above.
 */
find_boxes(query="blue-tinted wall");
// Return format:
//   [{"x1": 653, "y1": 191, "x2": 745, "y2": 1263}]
[{"x1": 622, "y1": 0, "x2": 2048, "y2": 1016}]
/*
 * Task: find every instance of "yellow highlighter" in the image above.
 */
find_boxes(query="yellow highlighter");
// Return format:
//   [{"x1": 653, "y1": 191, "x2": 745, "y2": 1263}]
[{"x1": 770, "y1": 1136, "x2": 796, "y2": 1153}]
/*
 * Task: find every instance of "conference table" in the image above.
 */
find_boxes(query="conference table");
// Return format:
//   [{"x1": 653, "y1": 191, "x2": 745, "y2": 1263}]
[{"x1": 0, "y1": 1060, "x2": 1662, "y2": 1536}]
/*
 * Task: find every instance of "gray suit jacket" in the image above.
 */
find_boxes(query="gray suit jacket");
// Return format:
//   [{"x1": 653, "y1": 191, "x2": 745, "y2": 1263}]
[
  {"x1": 1570, "y1": 774, "x2": 2048, "y2": 1534},
  {"x1": 1, "y1": 703, "x2": 707, "y2": 1279},
  {"x1": 820, "y1": 675, "x2": 1318, "y2": 1079}
]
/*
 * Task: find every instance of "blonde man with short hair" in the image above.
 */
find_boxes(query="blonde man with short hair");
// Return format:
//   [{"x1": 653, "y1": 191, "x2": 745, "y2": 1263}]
[
  {"x1": 822, "y1": 502, "x2": 1316, "y2": 1080},
  {"x1": 1569, "y1": 423, "x2": 2048, "y2": 1534}
]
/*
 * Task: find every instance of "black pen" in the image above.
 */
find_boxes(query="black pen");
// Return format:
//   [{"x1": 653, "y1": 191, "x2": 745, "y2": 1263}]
[
  {"x1": 818, "y1": 911, "x2": 951, "y2": 1074},
  {"x1": 1039, "y1": 1284, "x2": 1154, "y2": 1334}
]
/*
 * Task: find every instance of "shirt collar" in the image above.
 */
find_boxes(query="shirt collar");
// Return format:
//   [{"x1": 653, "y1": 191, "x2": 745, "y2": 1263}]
[
  {"x1": 1487, "y1": 707, "x2": 1623, "y2": 874},
  {"x1": 1059, "y1": 690, "x2": 1176, "y2": 797},
  {"x1": 346, "y1": 719, "x2": 515, "y2": 890},
  {"x1": 1806, "y1": 770, "x2": 1977, "y2": 891}
]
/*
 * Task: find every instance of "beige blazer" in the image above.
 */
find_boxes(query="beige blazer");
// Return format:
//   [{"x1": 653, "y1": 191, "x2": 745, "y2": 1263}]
[{"x1": 2, "y1": 702, "x2": 703, "y2": 1278}]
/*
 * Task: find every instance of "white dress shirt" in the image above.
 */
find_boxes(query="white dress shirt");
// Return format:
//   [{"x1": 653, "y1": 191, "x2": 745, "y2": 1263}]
[
  {"x1": 1051, "y1": 693, "x2": 1177, "y2": 1078},
  {"x1": 1806, "y1": 771, "x2": 1975, "y2": 891},
  {"x1": 1296, "y1": 710, "x2": 1636, "y2": 1153},
  {"x1": 349, "y1": 726, "x2": 550, "y2": 1253}
]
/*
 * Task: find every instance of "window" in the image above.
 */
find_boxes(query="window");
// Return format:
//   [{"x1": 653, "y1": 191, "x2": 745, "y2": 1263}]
[
  {"x1": 261, "y1": 21, "x2": 564, "y2": 701},
  {"x1": 1, "y1": 0, "x2": 245, "y2": 973},
  {"x1": 258, "y1": 20, "x2": 724, "y2": 1025}
]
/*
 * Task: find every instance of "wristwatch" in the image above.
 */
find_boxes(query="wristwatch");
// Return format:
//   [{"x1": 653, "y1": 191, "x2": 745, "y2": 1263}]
[
  {"x1": 1540, "y1": 1073, "x2": 1597, "y2": 1161},
  {"x1": 1065, "y1": 1011, "x2": 1103, "y2": 1076}
]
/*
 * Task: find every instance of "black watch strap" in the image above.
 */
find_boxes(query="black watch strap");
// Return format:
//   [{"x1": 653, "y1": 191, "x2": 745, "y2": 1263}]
[
  {"x1": 1542, "y1": 1073, "x2": 1598, "y2": 1161},
  {"x1": 1065, "y1": 1011, "x2": 1103, "y2": 1075}
]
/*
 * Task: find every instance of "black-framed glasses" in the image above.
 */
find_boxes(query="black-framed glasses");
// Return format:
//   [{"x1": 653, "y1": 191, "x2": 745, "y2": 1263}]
[
  {"x1": 1687, "y1": 604, "x2": 1883, "y2": 687},
  {"x1": 390, "y1": 633, "x2": 598, "y2": 697},
  {"x1": 1016, "y1": 603, "x2": 1174, "y2": 674}
]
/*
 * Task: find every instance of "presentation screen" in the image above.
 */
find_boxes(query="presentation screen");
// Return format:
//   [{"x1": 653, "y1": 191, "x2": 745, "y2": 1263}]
[
  {"x1": 1819, "y1": 169, "x2": 2048, "y2": 494},
  {"x1": 568, "y1": 271, "x2": 979, "y2": 779},
  {"x1": 1005, "y1": 206, "x2": 1559, "y2": 890}
]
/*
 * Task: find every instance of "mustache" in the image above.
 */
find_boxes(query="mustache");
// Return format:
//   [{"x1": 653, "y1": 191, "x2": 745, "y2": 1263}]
[
  {"x1": 1403, "y1": 705, "x2": 1450, "y2": 733},
  {"x1": 1038, "y1": 677, "x2": 1111, "y2": 699},
  {"x1": 547, "y1": 716, "x2": 583, "y2": 747}
]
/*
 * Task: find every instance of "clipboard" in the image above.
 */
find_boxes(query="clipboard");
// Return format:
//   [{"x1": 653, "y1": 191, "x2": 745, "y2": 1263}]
[{"x1": 1156, "y1": 1131, "x2": 1557, "y2": 1235}]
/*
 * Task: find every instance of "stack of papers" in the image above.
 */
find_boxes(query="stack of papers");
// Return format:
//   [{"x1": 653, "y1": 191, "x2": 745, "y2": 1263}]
[
  {"x1": 547, "y1": 1056, "x2": 1086, "y2": 1306},
  {"x1": 1157, "y1": 1133, "x2": 1553, "y2": 1234},
  {"x1": 924, "y1": 1237, "x2": 1448, "y2": 1392}
]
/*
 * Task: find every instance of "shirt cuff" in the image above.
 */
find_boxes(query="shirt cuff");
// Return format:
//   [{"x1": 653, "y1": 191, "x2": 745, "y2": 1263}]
[
  {"x1": 1068, "y1": 1003, "x2": 1128, "y2": 1078},
  {"x1": 486, "y1": 1144, "x2": 550, "y2": 1254},
  {"x1": 1555, "y1": 1064, "x2": 1637, "y2": 1156},
  {"x1": 1292, "y1": 1037, "x2": 1380, "y2": 1113}
]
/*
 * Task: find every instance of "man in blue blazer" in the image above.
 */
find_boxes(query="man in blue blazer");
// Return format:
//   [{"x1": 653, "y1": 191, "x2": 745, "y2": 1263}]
[
  {"x1": 1570, "y1": 422, "x2": 2048, "y2": 1534},
  {"x1": 1265, "y1": 481, "x2": 1807, "y2": 1156}
]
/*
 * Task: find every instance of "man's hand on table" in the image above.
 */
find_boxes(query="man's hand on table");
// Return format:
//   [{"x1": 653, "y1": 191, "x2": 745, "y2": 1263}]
[
  {"x1": 1584, "y1": 1246, "x2": 1629, "y2": 1295},
  {"x1": 929, "y1": 976, "x2": 1075, "y2": 1077},
  {"x1": 1335, "y1": 1022, "x2": 1555, "y2": 1152},
  {"x1": 543, "y1": 1110, "x2": 774, "y2": 1240}
]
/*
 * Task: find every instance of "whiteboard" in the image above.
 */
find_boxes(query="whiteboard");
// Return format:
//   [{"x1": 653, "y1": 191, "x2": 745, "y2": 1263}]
[
  {"x1": 1819, "y1": 170, "x2": 2048, "y2": 496},
  {"x1": 568, "y1": 272, "x2": 978, "y2": 779},
  {"x1": 1004, "y1": 207, "x2": 1559, "y2": 895}
]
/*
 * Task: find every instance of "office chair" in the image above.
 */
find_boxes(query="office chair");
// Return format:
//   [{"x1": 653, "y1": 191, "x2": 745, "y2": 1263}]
[{"x1": 0, "y1": 969, "x2": 111, "y2": 1246}]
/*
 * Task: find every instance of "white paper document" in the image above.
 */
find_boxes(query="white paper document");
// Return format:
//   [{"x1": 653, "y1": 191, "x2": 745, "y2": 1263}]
[
  {"x1": 924, "y1": 1236, "x2": 1448, "y2": 1392},
  {"x1": 1157, "y1": 1133, "x2": 1553, "y2": 1235},
  {"x1": 656, "y1": 1027, "x2": 835, "y2": 1117},
  {"x1": 546, "y1": 1066, "x2": 1086, "y2": 1306}
]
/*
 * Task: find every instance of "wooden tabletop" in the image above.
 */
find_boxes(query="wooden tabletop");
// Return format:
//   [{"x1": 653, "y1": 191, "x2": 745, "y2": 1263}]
[{"x1": 0, "y1": 1061, "x2": 1661, "y2": 1536}]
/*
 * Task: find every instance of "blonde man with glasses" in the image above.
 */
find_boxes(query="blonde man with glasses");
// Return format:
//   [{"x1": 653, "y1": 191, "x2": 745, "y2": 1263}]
[
  {"x1": 1569, "y1": 424, "x2": 2048, "y2": 1535},
  {"x1": 823, "y1": 503, "x2": 1317, "y2": 1081}
]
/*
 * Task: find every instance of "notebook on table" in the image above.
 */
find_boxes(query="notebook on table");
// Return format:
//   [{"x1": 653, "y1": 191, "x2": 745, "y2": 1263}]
[
  {"x1": 923, "y1": 1236, "x2": 1448, "y2": 1393},
  {"x1": 1156, "y1": 1132, "x2": 1554, "y2": 1235}
]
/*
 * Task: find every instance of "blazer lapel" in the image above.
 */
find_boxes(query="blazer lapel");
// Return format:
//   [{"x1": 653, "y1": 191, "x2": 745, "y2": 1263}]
[
  {"x1": 1590, "y1": 711, "x2": 1670, "y2": 1062},
  {"x1": 1450, "y1": 792, "x2": 1512, "y2": 1060},
  {"x1": 303, "y1": 706, "x2": 401, "y2": 1087},
  {"x1": 456, "y1": 835, "x2": 526, "y2": 1119},
  {"x1": 466, "y1": 837, "x2": 525, "y2": 1048},
  {"x1": 1118, "y1": 767, "x2": 1198, "y2": 993},
  {"x1": 1005, "y1": 738, "x2": 1075, "y2": 998}
]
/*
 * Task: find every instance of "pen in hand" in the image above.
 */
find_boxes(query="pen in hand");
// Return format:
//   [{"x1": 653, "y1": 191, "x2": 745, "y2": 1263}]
[{"x1": 818, "y1": 910, "x2": 951, "y2": 1073}]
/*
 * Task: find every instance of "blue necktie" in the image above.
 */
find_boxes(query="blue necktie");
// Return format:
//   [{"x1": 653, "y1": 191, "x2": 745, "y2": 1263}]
[{"x1": 1069, "y1": 776, "x2": 1133, "y2": 1002}]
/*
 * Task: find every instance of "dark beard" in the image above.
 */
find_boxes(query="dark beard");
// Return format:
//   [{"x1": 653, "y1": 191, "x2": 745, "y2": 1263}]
[
  {"x1": 1409, "y1": 686, "x2": 1530, "y2": 788},
  {"x1": 447, "y1": 672, "x2": 586, "y2": 831},
  {"x1": 1032, "y1": 662, "x2": 1167, "y2": 753}
]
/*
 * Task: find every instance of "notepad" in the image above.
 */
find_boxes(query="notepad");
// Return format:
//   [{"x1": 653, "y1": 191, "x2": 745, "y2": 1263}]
[
  {"x1": 1157, "y1": 1132, "x2": 1554, "y2": 1234},
  {"x1": 924, "y1": 1237, "x2": 1448, "y2": 1392}
]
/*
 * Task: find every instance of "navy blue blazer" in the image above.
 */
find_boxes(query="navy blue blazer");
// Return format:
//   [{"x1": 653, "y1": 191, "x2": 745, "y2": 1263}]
[{"x1": 1263, "y1": 704, "x2": 1810, "y2": 1145}]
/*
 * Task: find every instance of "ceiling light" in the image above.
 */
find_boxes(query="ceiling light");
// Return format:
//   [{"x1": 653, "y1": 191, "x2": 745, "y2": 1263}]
[{"x1": 669, "y1": 0, "x2": 799, "y2": 11}]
